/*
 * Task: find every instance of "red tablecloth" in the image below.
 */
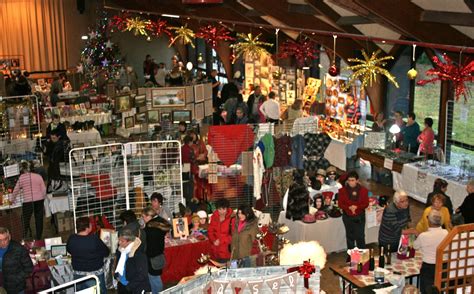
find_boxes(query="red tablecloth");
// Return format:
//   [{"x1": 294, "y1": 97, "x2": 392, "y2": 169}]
[{"x1": 161, "y1": 239, "x2": 211, "y2": 283}]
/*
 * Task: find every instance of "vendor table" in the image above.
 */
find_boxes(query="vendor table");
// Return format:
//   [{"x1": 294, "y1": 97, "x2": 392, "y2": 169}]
[
  {"x1": 325, "y1": 135, "x2": 364, "y2": 171},
  {"x1": 116, "y1": 125, "x2": 149, "y2": 138},
  {"x1": 277, "y1": 211, "x2": 379, "y2": 253},
  {"x1": 61, "y1": 113, "x2": 111, "y2": 125},
  {"x1": 357, "y1": 148, "x2": 409, "y2": 174},
  {"x1": 162, "y1": 237, "x2": 211, "y2": 283},
  {"x1": 68, "y1": 130, "x2": 102, "y2": 146},
  {"x1": 330, "y1": 251, "x2": 422, "y2": 292},
  {"x1": 392, "y1": 162, "x2": 470, "y2": 209}
]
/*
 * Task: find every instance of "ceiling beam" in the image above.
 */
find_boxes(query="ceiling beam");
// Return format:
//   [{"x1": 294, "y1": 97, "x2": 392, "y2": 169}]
[
  {"x1": 287, "y1": 3, "x2": 318, "y2": 15},
  {"x1": 336, "y1": 15, "x2": 373, "y2": 25},
  {"x1": 420, "y1": 11, "x2": 474, "y2": 27},
  {"x1": 465, "y1": 0, "x2": 474, "y2": 12},
  {"x1": 240, "y1": 0, "x2": 363, "y2": 61},
  {"x1": 354, "y1": 0, "x2": 473, "y2": 47}
]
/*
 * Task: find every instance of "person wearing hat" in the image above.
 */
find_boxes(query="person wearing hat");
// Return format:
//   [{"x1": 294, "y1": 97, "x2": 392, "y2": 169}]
[
  {"x1": 150, "y1": 193, "x2": 171, "y2": 223},
  {"x1": 326, "y1": 166, "x2": 342, "y2": 188},
  {"x1": 196, "y1": 210, "x2": 209, "y2": 234}
]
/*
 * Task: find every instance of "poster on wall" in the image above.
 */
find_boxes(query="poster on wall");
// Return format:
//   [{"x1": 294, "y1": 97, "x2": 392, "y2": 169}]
[
  {"x1": 152, "y1": 88, "x2": 186, "y2": 107},
  {"x1": 0, "y1": 56, "x2": 22, "y2": 70},
  {"x1": 324, "y1": 74, "x2": 361, "y2": 123},
  {"x1": 194, "y1": 84, "x2": 205, "y2": 103}
]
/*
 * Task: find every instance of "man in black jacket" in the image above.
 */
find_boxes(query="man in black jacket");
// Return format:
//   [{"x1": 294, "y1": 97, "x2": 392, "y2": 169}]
[{"x1": 0, "y1": 227, "x2": 33, "y2": 293}]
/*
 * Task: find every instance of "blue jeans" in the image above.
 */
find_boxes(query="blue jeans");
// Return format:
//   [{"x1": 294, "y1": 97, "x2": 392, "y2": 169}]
[
  {"x1": 148, "y1": 274, "x2": 163, "y2": 294},
  {"x1": 73, "y1": 273, "x2": 106, "y2": 294}
]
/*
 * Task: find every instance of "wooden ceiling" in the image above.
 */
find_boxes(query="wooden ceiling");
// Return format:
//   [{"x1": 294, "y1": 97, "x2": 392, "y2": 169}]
[{"x1": 104, "y1": 0, "x2": 474, "y2": 61}]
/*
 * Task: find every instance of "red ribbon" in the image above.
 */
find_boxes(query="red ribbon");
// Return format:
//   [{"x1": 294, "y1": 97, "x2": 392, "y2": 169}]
[{"x1": 287, "y1": 260, "x2": 315, "y2": 289}]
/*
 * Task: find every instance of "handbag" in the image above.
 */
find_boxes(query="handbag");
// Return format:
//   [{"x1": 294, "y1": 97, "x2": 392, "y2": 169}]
[{"x1": 150, "y1": 254, "x2": 166, "y2": 270}]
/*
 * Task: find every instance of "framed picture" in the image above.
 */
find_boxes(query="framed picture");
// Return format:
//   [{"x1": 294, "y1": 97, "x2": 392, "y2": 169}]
[
  {"x1": 172, "y1": 110, "x2": 192, "y2": 124},
  {"x1": 147, "y1": 110, "x2": 159, "y2": 124},
  {"x1": 204, "y1": 99, "x2": 213, "y2": 117},
  {"x1": 124, "y1": 116, "x2": 135, "y2": 128},
  {"x1": 204, "y1": 83, "x2": 212, "y2": 101},
  {"x1": 134, "y1": 94, "x2": 146, "y2": 108},
  {"x1": 245, "y1": 63, "x2": 254, "y2": 78},
  {"x1": 135, "y1": 113, "x2": 147, "y2": 124},
  {"x1": 151, "y1": 87, "x2": 186, "y2": 108},
  {"x1": 161, "y1": 112, "x2": 171, "y2": 122},
  {"x1": 172, "y1": 217, "x2": 189, "y2": 239},
  {"x1": 194, "y1": 102, "x2": 204, "y2": 120},
  {"x1": 185, "y1": 86, "x2": 194, "y2": 104},
  {"x1": 115, "y1": 95, "x2": 132, "y2": 113},
  {"x1": 185, "y1": 103, "x2": 195, "y2": 119},
  {"x1": 50, "y1": 244, "x2": 67, "y2": 257},
  {"x1": 138, "y1": 106, "x2": 148, "y2": 114},
  {"x1": 194, "y1": 84, "x2": 205, "y2": 103}
]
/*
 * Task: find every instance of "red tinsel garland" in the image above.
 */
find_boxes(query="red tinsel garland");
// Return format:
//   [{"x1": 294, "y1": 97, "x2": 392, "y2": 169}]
[
  {"x1": 417, "y1": 53, "x2": 474, "y2": 102},
  {"x1": 278, "y1": 38, "x2": 319, "y2": 66},
  {"x1": 110, "y1": 13, "x2": 129, "y2": 31},
  {"x1": 146, "y1": 19, "x2": 172, "y2": 38},
  {"x1": 196, "y1": 25, "x2": 235, "y2": 48}
]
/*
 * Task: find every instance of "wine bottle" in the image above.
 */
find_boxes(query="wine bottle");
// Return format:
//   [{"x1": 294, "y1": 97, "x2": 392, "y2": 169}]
[
  {"x1": 386, "y1": 244, "x2": 392, "y2": 265},
  {"x1": 357, "y1": 262, "x2": 363, "y2": 273},
  {"x1": 369, "y1": 249, "x2": 375, "y2": 271},
  {"x1": 406, "y1": 245, "x2": 411, "y2": 258},
  {"x1": 379, "y1": 246, "x2": 385, "y2": 268}
]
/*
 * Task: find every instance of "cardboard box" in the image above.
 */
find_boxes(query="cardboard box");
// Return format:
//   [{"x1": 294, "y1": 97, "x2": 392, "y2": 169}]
[{"x1": 57, "y1": 217, "x2": 73, "y2": 232}]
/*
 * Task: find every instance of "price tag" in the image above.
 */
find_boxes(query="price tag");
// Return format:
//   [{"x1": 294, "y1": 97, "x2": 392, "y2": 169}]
[{"x1": 383, "y1": 158, "x2": 394, "y2": 170}]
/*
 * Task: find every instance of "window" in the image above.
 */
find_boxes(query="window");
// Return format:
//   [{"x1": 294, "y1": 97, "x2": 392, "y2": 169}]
[
  {"x1": 447, "y1": 96, "x2": 474, "y2": 166},
  {"x1": 414, "y1": 52, "x2": 441, "y2": 134}
]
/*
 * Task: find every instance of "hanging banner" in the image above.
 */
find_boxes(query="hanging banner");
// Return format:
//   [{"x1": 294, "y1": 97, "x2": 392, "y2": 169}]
[
  {"x1": 283, "y1": 272, "x2": 298, "y2": 293},
  {"x1": 213, "y1": 280, "x2": 230, "y2": 294},
  {"x1": 265, "y1": 276, "x2": 281, "y2": 294},
  {"x1": 204, "y1": 281, "x2": 212, "y2": 293},
  {"x1": 230, "y1": 280, "x2": 247, "y2": 294},
  {"x1": 247, "y1": 280, "x2": 264, "y2": 293}
]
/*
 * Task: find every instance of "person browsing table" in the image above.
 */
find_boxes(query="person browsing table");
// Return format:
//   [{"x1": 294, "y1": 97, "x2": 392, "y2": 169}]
[{"x1": 259, "y1": 91, "x2": 280, "y2": 124}]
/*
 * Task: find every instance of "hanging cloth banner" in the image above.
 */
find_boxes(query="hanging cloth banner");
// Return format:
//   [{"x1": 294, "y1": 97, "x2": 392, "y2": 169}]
[
  {"x1": 282, "y1": 272, "x2": 298, "y2": 293},
  {"x1": 247, "y1": 280, "x2": 264, "y2": 293},
  {"x1": 212, "y1": 280, "x2": 230, "y2": 294},
  {"x1": 208, "y1": 125, "x2": 255, "y2": 166},
  {"x1": 265, "y1": 276, "x2": 282, "y2": 294},
  {"x1": 230, "y1": 280, "x2": 247, "y2": 294}
]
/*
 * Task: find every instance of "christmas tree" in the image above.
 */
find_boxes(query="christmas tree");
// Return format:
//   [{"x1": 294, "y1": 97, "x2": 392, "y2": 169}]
[{"x1": 80, "y1": 11, "x2": 122, "y2": 91}]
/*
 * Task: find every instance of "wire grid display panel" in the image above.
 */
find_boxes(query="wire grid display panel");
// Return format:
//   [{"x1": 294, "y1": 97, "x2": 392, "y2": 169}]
[
  {"x1": 445, "y1": 100, "x2": 474, "y2": 167},
  {"x1": 0, "y1": 95, "x2": 42, "y2": 163},
  {"x1": 435, "y1": 224, "x2": 474, "y2": 293},
  {"x1": 124, "y1": 140, "x2": 183, "y2": 216},
  {"x1": 69, "y1": 143, "x2": 127, "y2": 231}
]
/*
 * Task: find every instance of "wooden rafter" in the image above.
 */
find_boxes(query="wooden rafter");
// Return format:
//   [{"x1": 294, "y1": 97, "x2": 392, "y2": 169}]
[{"x1": 420, "y1": 11, "x2": 474, "y2": 27}]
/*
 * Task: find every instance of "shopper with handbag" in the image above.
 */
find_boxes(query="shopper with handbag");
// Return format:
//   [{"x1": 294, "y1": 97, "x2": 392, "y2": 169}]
[
  {"x1": 141, "y1": 207, "x2": 172, "y2": 294},
  {"x1": 230, "y1": 204, "x2": 258, "y2": 267}
]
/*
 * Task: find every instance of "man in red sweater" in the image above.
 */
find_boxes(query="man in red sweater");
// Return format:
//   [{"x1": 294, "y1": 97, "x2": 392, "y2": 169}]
[{"x1": 338, "y1": 171, "x2": 369, "y2": 249}]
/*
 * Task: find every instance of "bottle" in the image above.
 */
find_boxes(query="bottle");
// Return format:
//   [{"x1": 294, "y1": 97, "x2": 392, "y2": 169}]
[
  {"x1": 369, "y1": 249, "x2": 375, "y2": 271},
  {"x1": 379, "y1": 246, "x2": 385, "y2": 268},
  {"x1": 406, "y1": 245, "x2": 411, "y2": 258},
  {"x1": 357, "y1": 262, "x2": 363, "y2": 273},
  {"x1": 386, "y1": 244, "x2": 392, "y2": 265}
]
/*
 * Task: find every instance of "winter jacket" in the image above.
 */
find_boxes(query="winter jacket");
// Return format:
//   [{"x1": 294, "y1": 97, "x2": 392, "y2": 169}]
[
  {"x1": 208, "y1": 208, "x2": 234, "y2": 260},
  {"x1": 115, "y1": 239, "x2": 151, "y2": 294},
  {"x1": 1, "y1": 240, "x2": 33, "y2": 293},
  {"x1": 144, "y1": 216, "x2": 172, "y2": 276},
  {"x1": 230, "y1": 218, "x2": 258, "y2": 260},
  {"x1": 338, "y1": 184, "x2": 369, "y2": 216}
]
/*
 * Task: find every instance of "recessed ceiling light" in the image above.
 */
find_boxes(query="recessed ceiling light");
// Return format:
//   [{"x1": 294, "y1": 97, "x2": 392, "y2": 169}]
[{"x1": 162, "y1": 14, "x2": 180, "y2": 18}]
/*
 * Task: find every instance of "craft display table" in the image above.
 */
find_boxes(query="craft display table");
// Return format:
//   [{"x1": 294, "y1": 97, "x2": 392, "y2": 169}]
[{"x1": 357, "y1": 148, "x2": 412, "y2": 174}]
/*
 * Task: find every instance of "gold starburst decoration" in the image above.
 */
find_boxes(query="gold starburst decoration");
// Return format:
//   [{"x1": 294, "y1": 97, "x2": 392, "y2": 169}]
[
  {"x1": 230, "y1": 33, "x2": 272, "y2": 64},
  {"x1": 169, "y1": 25, "x2": 195, "y2": 48},
  {"x1": 344, "y1": 50, "x2": 399, "y2": 89},
  {"x1": 125, "y1": 17, "x2": 151, "y2": 36}
]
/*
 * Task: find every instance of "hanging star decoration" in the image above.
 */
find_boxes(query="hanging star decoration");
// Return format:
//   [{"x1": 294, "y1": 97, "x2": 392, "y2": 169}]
[
  {"x1": 196, "y1": 25, "x2": 235, "y2": 48},
  {"x1": 169, "y1": 25, "x2": 195, "y2": 48},
  {"x1": 278, "y1": 37, "x2": 319, "y2": 67},
  {"x1": 88, "y1": 31, "x2": 97, "y2": 39},
  {"x1": 344, "y1": 50, "x2": 399, "y2": 89},
  {"x1": 230, "y1": 33, "x2": 272, "y2": 63},
  {"x1": 125, "y1": 17, "x2": 150, "y2": 36},
  {"x1": 146, "y1": 18, "x2": 172, "y2": 38},
  {"x1": 105, "y1": 40, "x2": 113, "y2": 49},
  {"x1": 110, "y1": 13, "x2": 129, "y2": 31},
  {"x1": 417, "y1": 53, "x2": 474, "y2": 102},
  {"x1": 101, "y1": 59, "x2": 109, "y2": 67}
]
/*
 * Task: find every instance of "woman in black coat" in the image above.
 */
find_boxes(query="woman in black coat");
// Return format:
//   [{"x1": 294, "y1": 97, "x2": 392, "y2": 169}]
[
  {"x1": 426, "y1": 178, "x2": 453, "y2": 215},
  {"x1": 141, "y1": 207, "x2": 171, "y2": 294}
]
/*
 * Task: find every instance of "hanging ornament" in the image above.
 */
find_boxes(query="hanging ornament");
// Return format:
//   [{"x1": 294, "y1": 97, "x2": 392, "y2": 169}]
[
  {"x1": 105, "y1": 40, "x2": 113, "y2": 49},
  {"x1": 146, "y1": 19, "x2": 172, "y2": 38},
  {"x1": 278, "y1": 37, "x2": 319, "y2": 67},
  {"x1": 110, "y1": 13, "x2": 129, "y2": 31},
  {"x1": 125, "y1": 17, "x2": 151, "y2": 36},
  {"x1": 101, "y1": 59, "x2": 109, "y2": 67},
  {"x1": 417, "y1": 53, "x2": 474, "y2": 102},
  {"x1": 196, "y1": 25, "x2": 235, "y2": 48},
  {"x1": 169, "y1": 25, "x2": 195, "y2": 48},
  {"x1": 229, "y1": 48, "x2": 236, "y2": 63},
  {"x1": 328, "y1": 35, "x2": 339, "y2": 76},
  {"x1": 407, "y1": 44, "x2": 418, "y2": 80},
  {"x1": 344, "y1": 49, "x2": 399, "y2": 89},
  {"x1": 88, "y1": 31, "x2": 97, "y2": 39},
  {"x1": 230, "y1": 33, "x2": 273, "y2": 63},
  {"x1": 197, "y1": 53, "x2": 204, "y2": 64}
]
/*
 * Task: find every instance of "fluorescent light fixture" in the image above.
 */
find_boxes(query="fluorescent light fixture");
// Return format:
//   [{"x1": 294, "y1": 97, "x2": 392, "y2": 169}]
[
  {"x1": 162, "y1": 14, "x2": 180, "y2": 18},
  {"x1": 389, "y1": 124, "x2": 401, "y2": 134},
  {"x1": 81, "y1": 35, "x2": 88, "y2": 40},
  {"x1": 302, "y1": 66, "x2": 310, "y2": 70}
]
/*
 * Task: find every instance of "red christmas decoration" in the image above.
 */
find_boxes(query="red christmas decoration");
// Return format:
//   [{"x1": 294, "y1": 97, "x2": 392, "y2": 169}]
[
  {"x1": 417, "y1": 53, "x2": 474, "y2": 102},
  {"x1": 278, "y1": 38, "x2": 319, "y2": 67},
  {"x1": 110, "y1": 13, "x2": 129, "y2": 31},
  {"x1": 328, "y1": 64, "x2": 339, "y2": 76},
  {"x1": 298, "y1": 260, "x2": 316, "y2": 289},
  {"x1": 196, "y1": 25, "x2": 235, "y2": 48},
  {"x1": 146, "y1": 19, "x2": 172, "y2": 38}
]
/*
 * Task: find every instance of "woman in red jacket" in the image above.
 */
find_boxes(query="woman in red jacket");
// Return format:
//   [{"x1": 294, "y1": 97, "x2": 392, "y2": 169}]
[
  {"x1": 338, "y1": 171, "x2": 369, "y2": 250},
  {"x1": 208, "y1": 199, "x2": 234, "y2": 262}
]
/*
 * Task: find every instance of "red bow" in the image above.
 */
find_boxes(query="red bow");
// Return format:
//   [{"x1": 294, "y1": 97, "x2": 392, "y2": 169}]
[{"x1": 299, "y1": 260, "x2": 316, "y2": 279}]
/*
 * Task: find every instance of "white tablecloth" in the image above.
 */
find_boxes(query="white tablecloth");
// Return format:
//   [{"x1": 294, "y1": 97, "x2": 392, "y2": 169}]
[
  {"x1": 392, "y1": 162, "x2": 469, "y2": 209},
  {"x1": 61, "y1": 113, "x2": 112, "y2": 125},
  {"x1": 116, "y1": 125, "x2": 150, "y2": 138},
  {"x1": 68, "y1": 130, "x2": 102, "y2": 146},
  {"x1": 44, "y1": 193, "x2": 70, "y2": 217},
  {"x1": 278, "y1": 211, "x2": 379, "y2": 253},
  {"x1": 325, "y1": 135, "x2": 364, "y2": 171}
]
